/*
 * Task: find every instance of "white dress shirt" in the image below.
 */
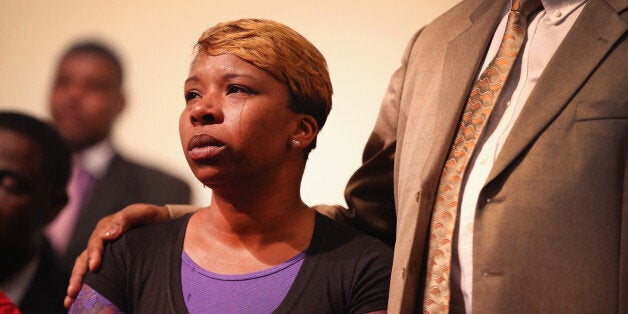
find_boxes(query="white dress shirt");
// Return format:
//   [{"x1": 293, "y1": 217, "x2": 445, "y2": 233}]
[
  {"x1": 75, "y1": 139, "x2": 116, "y2": 179},
  {"x1": 453, "y1": 0, "x2": 588, "y2": 312}
]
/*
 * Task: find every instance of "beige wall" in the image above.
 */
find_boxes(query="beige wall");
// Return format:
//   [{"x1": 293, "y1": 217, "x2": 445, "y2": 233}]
[{"x1": 0, "y1": 0, "x2": 460, "y2": 206}]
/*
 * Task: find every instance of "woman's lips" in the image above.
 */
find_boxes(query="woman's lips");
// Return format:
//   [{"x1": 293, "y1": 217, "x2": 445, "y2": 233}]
[{"x1": 187, "y1": 134, "x2": 225, "y2": 161}]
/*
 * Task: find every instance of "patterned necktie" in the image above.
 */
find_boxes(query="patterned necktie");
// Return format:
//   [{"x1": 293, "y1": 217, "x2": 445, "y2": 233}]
[
  {"x1": 422, "y1": 0, "x2": 542, "y2": 312},
  {"x1": 45, "y1": 161, "x2": 94, "y2": 255}
]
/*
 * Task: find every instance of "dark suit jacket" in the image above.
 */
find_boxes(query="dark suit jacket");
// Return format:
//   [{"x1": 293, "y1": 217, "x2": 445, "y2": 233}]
[
  {"x1": 59, "y1": 153, "x2": 191, "y2": 274},
  {"x1": 319, "y1": 0, "x2": 627, "y2": 312},
  {"x1": 19, "y1": 239, "x2": 66, "y2": 314}
]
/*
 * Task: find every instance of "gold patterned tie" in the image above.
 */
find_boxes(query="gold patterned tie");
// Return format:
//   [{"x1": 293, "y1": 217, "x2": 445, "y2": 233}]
[{"x1": 422, "y1": 0, "x2": 542, "y2": 312}]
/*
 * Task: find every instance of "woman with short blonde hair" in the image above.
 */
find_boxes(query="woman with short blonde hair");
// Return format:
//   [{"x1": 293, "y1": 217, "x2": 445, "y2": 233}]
[{"x1": 69, "y1": 19, "x2": 390, "y2": 313}]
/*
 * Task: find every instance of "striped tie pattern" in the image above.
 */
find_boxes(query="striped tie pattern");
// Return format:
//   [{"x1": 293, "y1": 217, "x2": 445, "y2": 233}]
[{"x1": 422, "y1": 0, "x2": 542, "y2": 312}]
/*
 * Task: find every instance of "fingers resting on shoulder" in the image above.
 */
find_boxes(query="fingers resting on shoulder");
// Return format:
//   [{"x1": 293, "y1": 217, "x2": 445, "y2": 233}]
[{"x1": 64, "y1": 203, "x2": 171, "y2": 309}]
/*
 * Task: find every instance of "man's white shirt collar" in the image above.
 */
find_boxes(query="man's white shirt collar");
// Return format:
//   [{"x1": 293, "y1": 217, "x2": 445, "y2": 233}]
[{"x1": 74, "y1": 139, "x2": 115, "y2": 178}]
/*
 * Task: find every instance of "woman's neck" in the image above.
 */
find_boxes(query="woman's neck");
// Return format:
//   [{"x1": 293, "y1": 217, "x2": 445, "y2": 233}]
[
  {"x1": 207, "y1": 190, "x2": 311, "y2": 235},
  {"x1": 201, "y1": 160, "x2": 309, "y2": 233},
  {"x1": 184, "y1": 178, "x2": 315, "y2": 274}
]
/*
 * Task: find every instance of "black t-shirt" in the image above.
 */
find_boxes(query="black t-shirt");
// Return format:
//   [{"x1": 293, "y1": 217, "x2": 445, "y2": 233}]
[{"x1": 85, "y1": 212, "x2": 392, "y2": 313}]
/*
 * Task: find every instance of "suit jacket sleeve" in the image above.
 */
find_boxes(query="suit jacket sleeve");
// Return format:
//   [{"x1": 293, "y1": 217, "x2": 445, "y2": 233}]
[{"x1": 316, "y1": 29, "x2": 424, "y2": 246}]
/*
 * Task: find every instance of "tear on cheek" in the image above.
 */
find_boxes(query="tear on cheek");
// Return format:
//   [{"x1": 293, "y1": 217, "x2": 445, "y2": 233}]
[{"x1": 235, "y1": 95, "x2": 247, "y2": 138}]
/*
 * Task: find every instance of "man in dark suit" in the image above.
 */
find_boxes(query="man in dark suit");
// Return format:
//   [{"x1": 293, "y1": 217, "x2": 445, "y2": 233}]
[
  {"x1": 0, "y1": 112, "x2": 70, "y2": 313},
  {"x1": 67, "y1": 0, "x2": 627, "y2": 312},
  {"x1": 44, "y1": 41, "x2": 191, "y2": 274}
]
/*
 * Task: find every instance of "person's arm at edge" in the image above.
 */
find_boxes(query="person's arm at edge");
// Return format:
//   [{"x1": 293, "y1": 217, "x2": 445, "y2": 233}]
[{"x1": 64, "y1": 203, "x2": 198, "y2": 308}]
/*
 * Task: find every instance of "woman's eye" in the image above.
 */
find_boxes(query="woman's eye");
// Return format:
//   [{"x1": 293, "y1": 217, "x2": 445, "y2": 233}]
[
  {"x1": 227, "y1": 85, "x2": 255, "y2": 95},
  {"x1": 185, "y1": 91, "x2": 200, "y2": 102}
]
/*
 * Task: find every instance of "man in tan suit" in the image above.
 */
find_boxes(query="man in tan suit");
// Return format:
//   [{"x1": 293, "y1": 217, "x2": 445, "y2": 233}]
[
  {"x1": 66, "y1": 0, "x2": 626, "y2": 312},
  {"x1": 327, "y1": 0, "x2": 626, "y2": 311}
]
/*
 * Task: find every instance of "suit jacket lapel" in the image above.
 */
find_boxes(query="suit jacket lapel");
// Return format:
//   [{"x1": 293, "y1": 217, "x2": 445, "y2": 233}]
[
  {"x1": 391, "y1": 2, "x2": 509, "y2": 311},
  {"x1": 486, "y1": 0, "x2": 627, "y2": 185},
  {"x1": 424, "y1": 0, "x2": 509, "y2": 181}
]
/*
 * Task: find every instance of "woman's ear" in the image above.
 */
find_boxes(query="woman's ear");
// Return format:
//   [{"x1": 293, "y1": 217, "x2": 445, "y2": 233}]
[{"x1": 290, "y1": 115, "x2": 319, "y2": 149}]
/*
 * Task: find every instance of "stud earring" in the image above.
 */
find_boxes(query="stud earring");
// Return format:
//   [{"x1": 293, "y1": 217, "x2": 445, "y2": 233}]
[{"x1": 289, "y1": 139, "x2": 301, "y2": 149}]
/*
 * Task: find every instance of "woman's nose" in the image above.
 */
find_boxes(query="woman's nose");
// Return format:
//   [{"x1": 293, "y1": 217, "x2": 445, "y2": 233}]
[{"x1": 189, "y1": 98, "x2": 223, "y2": 126}]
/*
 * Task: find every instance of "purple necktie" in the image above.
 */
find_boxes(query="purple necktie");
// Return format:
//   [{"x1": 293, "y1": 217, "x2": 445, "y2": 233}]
[{"x1": 45, "y1": 161, "x2": 94, "y2": 255}]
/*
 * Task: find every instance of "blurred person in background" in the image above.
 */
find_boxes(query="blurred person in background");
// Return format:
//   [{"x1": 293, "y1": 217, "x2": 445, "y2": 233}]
[
  {"x1": 0, "y1": 111, "x2": 70, "y2": 314},
  {"x1": 44, "y1": 41, "x2": 191, "y2": 275}
]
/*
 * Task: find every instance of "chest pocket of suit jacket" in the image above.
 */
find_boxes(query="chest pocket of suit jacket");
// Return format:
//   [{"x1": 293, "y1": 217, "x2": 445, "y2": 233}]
[{"x1": 575, "y1": 99, "x2": 628, "y2": 121}]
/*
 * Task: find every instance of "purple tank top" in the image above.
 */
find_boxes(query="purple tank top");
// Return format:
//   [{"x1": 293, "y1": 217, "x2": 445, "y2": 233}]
[{"x1": 181, "y1": 250, "x2": 305, "y2": 313}]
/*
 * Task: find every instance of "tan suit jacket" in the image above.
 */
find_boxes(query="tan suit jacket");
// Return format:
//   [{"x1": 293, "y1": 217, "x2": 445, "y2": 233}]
[{"x1": 320, "y1": 0, "x2": 627, "y2": 312}]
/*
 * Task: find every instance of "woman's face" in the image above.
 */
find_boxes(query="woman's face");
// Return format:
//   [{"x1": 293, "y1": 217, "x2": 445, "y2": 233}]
[{"x1": 180, "y1": 53, "x2": 297, "y2": 188}]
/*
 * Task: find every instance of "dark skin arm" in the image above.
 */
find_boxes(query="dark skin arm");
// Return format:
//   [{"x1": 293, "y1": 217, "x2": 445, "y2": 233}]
[{"x1": 64, "y1": 203, "x2": 173, "y2": 309}]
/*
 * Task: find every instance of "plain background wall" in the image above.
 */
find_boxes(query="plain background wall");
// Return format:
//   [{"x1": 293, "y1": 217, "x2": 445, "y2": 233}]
[{"x1": 0, "y1": 0, "x2": 461, "y2": 207}]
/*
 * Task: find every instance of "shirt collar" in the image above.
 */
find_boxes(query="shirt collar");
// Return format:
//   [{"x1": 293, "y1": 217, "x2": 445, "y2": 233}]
[
  {"x1": 74, "y1": 139, "x2": 115, "y2": 179},
  {"x1": 540, "y1": 0, "x2": 588, "y2": 24}
]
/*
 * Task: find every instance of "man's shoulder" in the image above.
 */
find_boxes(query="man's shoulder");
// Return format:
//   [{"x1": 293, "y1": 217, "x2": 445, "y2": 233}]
[
  {"x1": 109, "y1": 154, "x2": 190, "y2": 192},
  {"x1": 421, "y1": 0, "x2": 506, "y2": 33},
  {"x1": 428, "y1": 0, "x2": 498, "y2": 24},
  {"x1": 112, "y1": 154, "x2": 180, "y2": 180}
]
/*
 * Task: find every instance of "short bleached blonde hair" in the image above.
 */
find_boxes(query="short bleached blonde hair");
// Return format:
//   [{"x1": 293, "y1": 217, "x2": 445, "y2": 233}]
[{"x1": 195, "y1": 18, "x2": 333, "y2": 155}]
